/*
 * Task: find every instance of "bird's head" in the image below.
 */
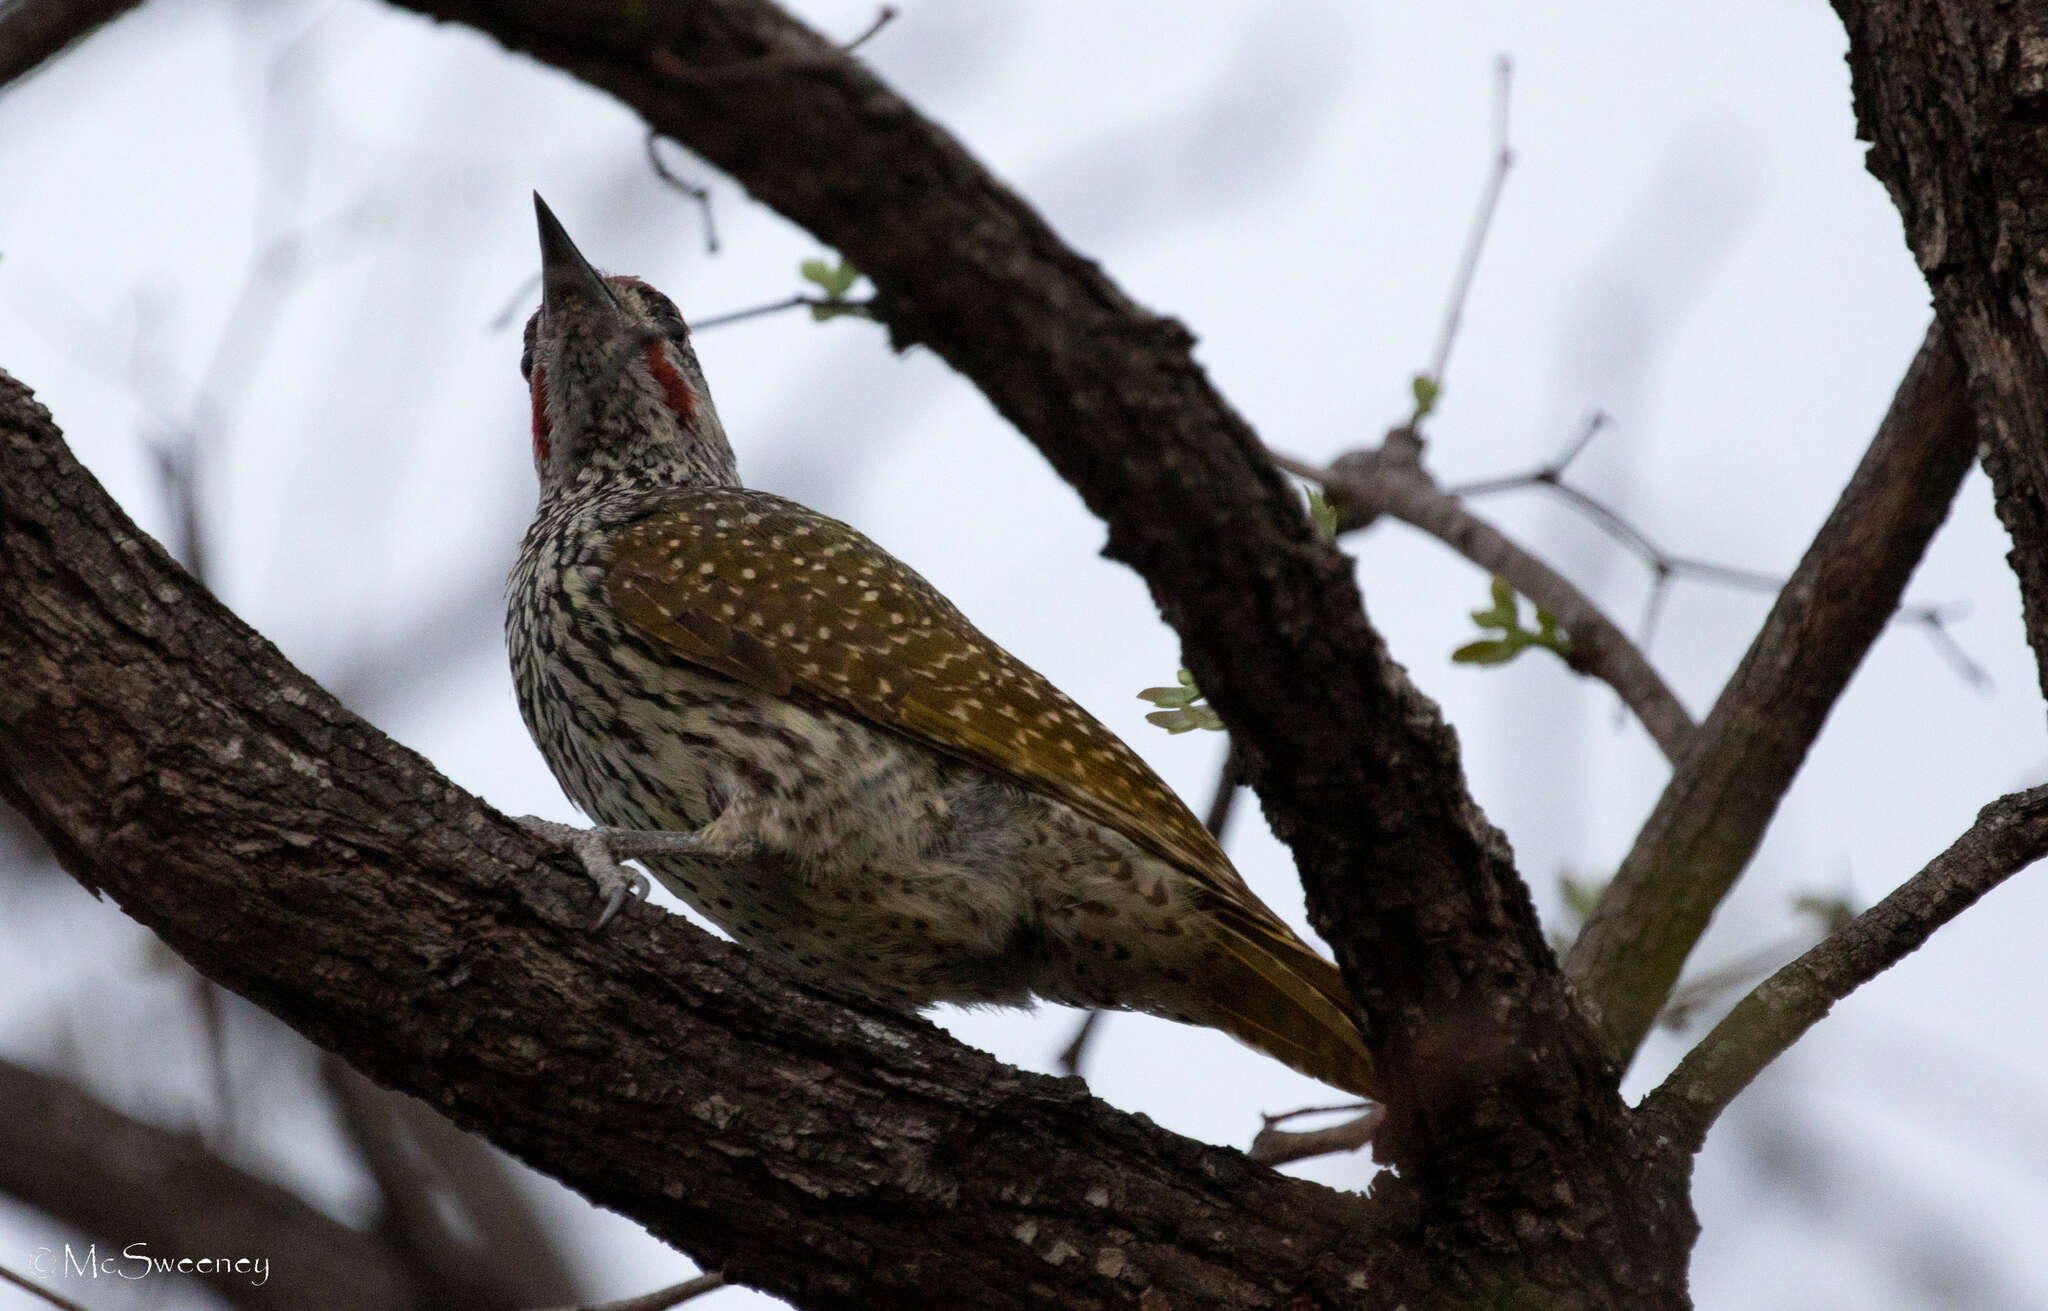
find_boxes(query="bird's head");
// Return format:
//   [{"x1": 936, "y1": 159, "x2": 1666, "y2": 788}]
[{"x1": 521, "y1": 194, "x2": 737, "y2": 498}]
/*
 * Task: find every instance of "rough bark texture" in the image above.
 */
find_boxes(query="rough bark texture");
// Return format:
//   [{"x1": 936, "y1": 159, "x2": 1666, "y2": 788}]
[
  {"x1": 374, "y1": 5, "x2": 1697, "y2": 1300},
  {"x1": 1565, "y1": 324, "x2": 1977, "y2": 1062},
  {"x1": 1834, "y1": 0, "x2": 2048, "y2": 706}
]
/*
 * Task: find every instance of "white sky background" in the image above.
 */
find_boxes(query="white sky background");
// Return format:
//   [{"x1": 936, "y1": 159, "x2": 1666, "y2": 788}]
[{"x1": 1, "y1": 1, "x2": 2043, "y2": 1307}]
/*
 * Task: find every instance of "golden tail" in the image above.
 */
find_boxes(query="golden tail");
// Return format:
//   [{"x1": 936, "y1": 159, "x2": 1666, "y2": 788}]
[{"x1": 1198, "y1": 911, "x2": 1378, "y2": 1099}]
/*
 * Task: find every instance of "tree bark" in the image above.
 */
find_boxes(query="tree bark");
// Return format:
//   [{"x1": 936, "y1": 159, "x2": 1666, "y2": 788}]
[{"x1": 1834, "y1": 0, "x2": 2048, "y2": 707}]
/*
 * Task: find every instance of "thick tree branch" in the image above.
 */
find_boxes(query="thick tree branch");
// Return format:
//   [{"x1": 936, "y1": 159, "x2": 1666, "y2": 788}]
[
  {"x1": 0, "y1": 0, "x2": 142, "y2": 88},
  {"x1": 1643, "y1": 785, "x2": 2048, "y2": 1151},
  {"x1": 1832, "y1": 0, "x2": 2048, "y2": 705},
  {"x1": 0, "y1": 370, "x2": 1411, "y2": 1310},
  {"x1": 1274, "y1": 433, "x2": 1697, "y2": 764},
  {"x1": 0, "y1": 1056, "x2": 426, "y2": 1311},
  {"x1": 1565, "y1": 322, "x2": 1977, "y2": 1064}
]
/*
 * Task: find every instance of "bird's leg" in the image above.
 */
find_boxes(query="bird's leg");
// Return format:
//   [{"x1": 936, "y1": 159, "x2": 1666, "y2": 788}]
[{"x1": 519, "y1": 816, "x2": 703, "y2": 929}]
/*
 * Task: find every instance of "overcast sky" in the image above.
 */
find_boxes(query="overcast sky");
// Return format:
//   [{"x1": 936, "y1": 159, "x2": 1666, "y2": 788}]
[{"x1": 2, "y1": 2, "x2": 2043, "y2": 1307}]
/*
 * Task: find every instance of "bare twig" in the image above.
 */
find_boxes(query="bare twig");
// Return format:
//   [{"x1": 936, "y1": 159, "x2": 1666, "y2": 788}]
[
  {"x1": 1276, "y1": 432, "x2": 1698, "y2": 763},
  {"x1": 490, "y1": 271, "x2": 543, "y2": 333},
  {"x1": 0, "y1": 1263, "x2": 94, "y2": 1311},
  {"x1": 1053, "y1": 1007, "x2": 1102, "y2": 1077},
  {"x1": 1202, "y1": 742, "x2": 1246, "y2": 843},
  {"x1": 535, "y1": 1272, "x2": 725, "y2": 1311},
  {"x1": 1446, "y1": 413, "x2": 1982, "y2": 680},
  {"x1": 1247, "y1": 1103, "x2": 1386, "y2": 1167},
  {"x1": 691, "y1": 293, "x2": 875, "y2": 332},
  {"x1": 1644, "y1": 785, "x2": 2048, "y2": 1152},
  {"x1": 645, "y1": 131, "x2": 721, "y2": 254},
  {"x1": 1425, "y1": 55, "x2": 1515, "y2": 391},
  {"x1": 1566, "y1": 321, "x2": 1979, "y2": 1064}
]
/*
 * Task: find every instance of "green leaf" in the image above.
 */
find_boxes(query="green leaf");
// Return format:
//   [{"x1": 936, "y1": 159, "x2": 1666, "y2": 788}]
[
  {"x1": 1411, "y1": 372, "x2": 1441, "y2": 422},
  {"x1": 1139, "y1": 670, "x2": 1224, "y2": 733},
  {"x1": 1456, "y1": 577, "x2": 1573, "y2": 668},
  {"x1": 1452, "y1": 639, "x2": 1517, "y2": 665},
  {"x1": 800, "y1": 256, "x2": 862, "y2": 300},
  {"x1": 1305, "y1": 487, "x2": 1339, "y2": 542},
  {"x1": 1470, "y1": 576, "x2": 1519, "y2": 630}
]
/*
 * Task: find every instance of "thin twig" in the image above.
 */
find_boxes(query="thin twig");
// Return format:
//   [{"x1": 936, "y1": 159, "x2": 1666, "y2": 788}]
[
  {"x1": 0, "y1": 1264, "x2": 94, "y2": 1311},
  {"x1": 1054, "y1": 1009, "x2": 1101, "y2": 1077},
  {"x1": 1643, "y1": 785, "x2": 2048, "y2": 1152},
  {"x1": 1426, "y1": 55, "x2": 1515, "y2": 389},
  {"x1": 534, "y1": 1272, "x2": 726, "y2": 1311},
  {"x1": 1276, "y1": 435, "x2": 1698, "y2": 764},
  {"x1": 645, "y1": 131, "x2": 721, "y2": 254},
  {"x1": 1247, "y1": 1103, "x2": 1385, "y2": 1167},
  {"x1": 1566, "y1": 321, "x2": 1979, "y2": 1064},
  {"x1": 692, "y1": 294, "x2": 874, "y2": 332},
  {"x1": 1445, "y1": 411, "x2": 1985, "y2": 683},
  {"x1": 1202, "y1": 742, "x2": 1245, "y2": 842}
]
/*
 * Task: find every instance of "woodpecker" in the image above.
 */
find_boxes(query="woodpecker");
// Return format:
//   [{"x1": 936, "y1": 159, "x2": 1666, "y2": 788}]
[{"x1": 507, "y1": 195, "x2": 1375, "y2": 1096}]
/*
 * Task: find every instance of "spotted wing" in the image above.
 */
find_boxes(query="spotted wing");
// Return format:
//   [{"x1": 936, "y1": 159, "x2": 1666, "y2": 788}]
[
  {"x1": 604, "y1": 491, "x2": 1229, "y2": 878},
  {"x1": 605, "y1": 488, "x2": 1372, "y2": 1091}
]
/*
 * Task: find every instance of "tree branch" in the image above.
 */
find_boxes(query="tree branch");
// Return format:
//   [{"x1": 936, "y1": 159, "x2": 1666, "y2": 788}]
[
  {"x1": 1643, "y1": 785, "x2": 2048, "y2": 1151},
  {"x1": 1831, "y1": 0, "x2": 2048, "y2": 706},
  {"x1": 0, "y1": 368, "x2": 1404, "y2": 1310},
  {"x1": 0, "y1": 1055, "x2": 426, "y2": 1311},
  {"x1": 1274, "y1": 432, "x2": 1697, "y2": 764},
  {"x1": 1564, "y1": 321, "x2": 1978, "y2": 1064}
]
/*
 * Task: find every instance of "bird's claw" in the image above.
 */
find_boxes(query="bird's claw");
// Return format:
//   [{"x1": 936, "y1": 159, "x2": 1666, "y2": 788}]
[{"x1": 519, "y1": 816, "x2": 656, "y2": 930}]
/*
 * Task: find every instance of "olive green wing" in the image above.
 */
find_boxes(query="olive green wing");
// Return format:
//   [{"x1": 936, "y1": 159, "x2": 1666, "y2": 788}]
[{"x1": 604, "y1": 488, "x2": 1232, "y2": 879}]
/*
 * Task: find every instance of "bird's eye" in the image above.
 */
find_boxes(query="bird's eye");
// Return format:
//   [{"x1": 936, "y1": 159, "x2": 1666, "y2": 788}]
[
  {"x1": 519, "y1": 344, "x2": 533, "y2": 381},
  {"x1": 646, "y1": 291, "x2": 689, "y2": 342}
]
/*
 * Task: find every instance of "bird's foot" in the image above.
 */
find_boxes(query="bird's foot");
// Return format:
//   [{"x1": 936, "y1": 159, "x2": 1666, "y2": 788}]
[{"x1": 520, "y1": 817, "x2": 701, "y2": 929}]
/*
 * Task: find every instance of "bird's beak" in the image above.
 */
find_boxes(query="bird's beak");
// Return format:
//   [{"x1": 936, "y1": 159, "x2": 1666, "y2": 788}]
[{"x1": 534, "y1": 193, "x2": 620, "y2": 320}]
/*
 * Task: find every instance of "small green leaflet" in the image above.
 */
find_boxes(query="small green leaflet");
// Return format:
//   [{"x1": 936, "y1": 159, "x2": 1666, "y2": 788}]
[
  {"x1": 799, "y1": 256, "x2": 866, "y2": 320},
  {"x1": 1410, "y1": 373, "x2": 1441, "y2": 424},
  {"x1": 1304, "y1": 487, "x2": 1339, "y2": 542},
  {"x1": 1137, "y1": 668, "x2": 1224, "y2": 734},
  {"x1": 1452, "y1": 576, "x2": 1573, "y2": 666}
]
